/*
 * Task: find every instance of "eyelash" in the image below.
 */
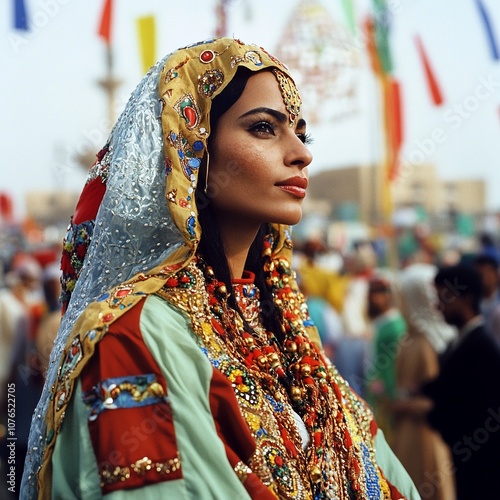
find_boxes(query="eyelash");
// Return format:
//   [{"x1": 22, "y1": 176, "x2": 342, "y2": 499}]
[
  {"x1": 249, "y1": 121, "x2": 276, "y2": 136},
  {"x1": 249, "y1": 121, "x2": 313, "y2": 145},
  {"x1": 298, "y1": 133, "x2": 314, "y2": 145}
]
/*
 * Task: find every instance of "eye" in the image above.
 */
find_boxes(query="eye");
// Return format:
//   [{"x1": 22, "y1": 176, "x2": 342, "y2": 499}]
[
  {"x1": 297, "y1": 132, "x2": 313, "y2": 145},
  {"x1": 248, "y1": 121, "x2": 276, "y2": 136}
]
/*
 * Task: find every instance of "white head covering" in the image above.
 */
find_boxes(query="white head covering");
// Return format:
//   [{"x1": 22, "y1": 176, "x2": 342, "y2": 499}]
[
  {"x1": 22, "y1": 37, "x2": 301, "y2": 498},
  {"x1": 398, "y1": 263, "x2": 457, "y2": 353}
]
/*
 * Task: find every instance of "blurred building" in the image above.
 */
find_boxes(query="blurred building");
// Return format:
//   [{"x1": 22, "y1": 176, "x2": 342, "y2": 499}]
[
  {"x1": 306, "y1": 164, "x2": 486, "y2": 225},
  {"x1": 25, "y1": 191, "x2": 78, "y2": 228}
]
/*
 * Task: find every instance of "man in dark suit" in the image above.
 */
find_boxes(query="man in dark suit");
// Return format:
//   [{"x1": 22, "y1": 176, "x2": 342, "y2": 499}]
[{"x1": 423, "y1": 264, "x2": 500, "y2": 499}]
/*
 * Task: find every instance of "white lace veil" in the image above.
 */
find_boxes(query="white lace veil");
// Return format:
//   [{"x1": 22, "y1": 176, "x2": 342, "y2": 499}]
[
  {"x1": 22, "y1": 37, "x2": 299, "y2": 498},
  {"x1": 21, "y1": 54, "x2": 184, "y2": 497}
]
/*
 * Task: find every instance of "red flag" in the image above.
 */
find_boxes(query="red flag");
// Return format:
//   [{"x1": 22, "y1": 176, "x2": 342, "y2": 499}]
[
  {"x1": 0, "y1": 192, "x2": 14, "y2": 222},
  {"x1": 384, "y1": 78, "x2": 404, "y2": 180},
  {"x1": 414, "y1": 35, "x2": 444, "y2": 105},
  {"x1": 215, "y1": 0, "x2": 228, "y2": 37},
  {"x1": 98, "y1": 0, "x2": 113, "y2": 44},
  {"x1": 390, "y1": 79, "x2": 403, "y2": 152}
]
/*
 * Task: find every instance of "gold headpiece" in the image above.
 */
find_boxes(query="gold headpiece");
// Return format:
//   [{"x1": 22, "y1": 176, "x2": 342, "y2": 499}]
[{"x1": 272, "y1": 68, "x2": 302, "y2": 127}]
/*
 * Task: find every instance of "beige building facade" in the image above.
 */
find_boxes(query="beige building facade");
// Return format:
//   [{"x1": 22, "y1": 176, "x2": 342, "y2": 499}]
[{"x1": 306, "y1": 164, "x2": 486, "y2": 225}]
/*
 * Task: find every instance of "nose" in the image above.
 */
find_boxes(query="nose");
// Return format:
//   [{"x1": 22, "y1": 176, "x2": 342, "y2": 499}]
[{"x1": 287, "y1": 135, "x2": 313, "y2": 169}]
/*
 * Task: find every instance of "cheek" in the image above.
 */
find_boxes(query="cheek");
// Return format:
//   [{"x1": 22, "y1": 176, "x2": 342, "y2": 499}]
[{"x1": 223, "y1": 149, "x2": 267, "y2": 188}]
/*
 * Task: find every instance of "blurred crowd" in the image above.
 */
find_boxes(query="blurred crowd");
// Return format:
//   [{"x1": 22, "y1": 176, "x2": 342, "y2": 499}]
[
  {"x1": 0, "y1": 245, "x2": 62, "y2": 495},
  {"x1": 294, "y1": 231, "x2": 500, "y2": 499},
  {"x1": 2, "y1": 230, "x2": 500, "y2": 498}
]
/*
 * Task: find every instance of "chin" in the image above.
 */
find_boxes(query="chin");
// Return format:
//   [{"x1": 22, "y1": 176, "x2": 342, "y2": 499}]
[{"x1": 273, "y1": 210, "x2": 303, "y2": 227}]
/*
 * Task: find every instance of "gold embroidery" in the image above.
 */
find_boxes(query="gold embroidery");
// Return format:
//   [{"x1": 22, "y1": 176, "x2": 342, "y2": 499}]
[
  {"x1": 100, "y1": 453, "x2": 181, "y2": 487},
  {"x1": 105, "y1": 380, "x2": 165, "y2": 404},
  {"x1": 271, "y1": 69, "x2": 302, "y2": 127},
  {"x1": 234, "y1": 461, "x2": 253, "y2": 483},
  {"x1": 155, "y1": 254, "x2": 391, "y2": 499}
]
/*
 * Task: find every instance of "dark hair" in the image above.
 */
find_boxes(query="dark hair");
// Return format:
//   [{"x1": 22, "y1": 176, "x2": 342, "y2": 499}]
[
  {"x1": 195, "y1": 67, "x2": 284, "y2": 342},
  {"x1": 434, "y1": 264, "x2": 483, "y2": 314}
]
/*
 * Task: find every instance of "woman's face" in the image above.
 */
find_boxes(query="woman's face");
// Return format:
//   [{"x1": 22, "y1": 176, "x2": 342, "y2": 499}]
[{"x1": 207, "y1": 70, "x2": 313, "y2": 230}]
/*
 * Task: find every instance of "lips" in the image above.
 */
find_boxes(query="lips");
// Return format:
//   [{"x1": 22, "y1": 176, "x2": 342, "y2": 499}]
[
  {"x1": 275, "y1": 176, "x2": 308, "y2": 198},
  {"x1": 275, "y1": 176, "x2": 308, "y2": 189}
]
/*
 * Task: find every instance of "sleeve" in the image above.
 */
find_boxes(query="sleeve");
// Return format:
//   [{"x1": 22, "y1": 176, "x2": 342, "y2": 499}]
[
  {"x1": 140, "y1": 296, "x2": 270, "y2": 499},
  {"x1": 379, "y1": 318, "x2": 407, "y2": 399},
  {"x1": 374, "y1": 429, "x2": 422, "y2": 500},
  {"x1": 51, "y1": 296, "x2": 255, "y2": 499},
  {"x1": 487, "y1": 306, "x2": 500, "y2": 346}
]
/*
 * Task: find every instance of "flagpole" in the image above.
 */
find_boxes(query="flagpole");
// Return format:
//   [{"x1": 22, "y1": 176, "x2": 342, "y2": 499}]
[
  {"x1": 98, "y1": 43, "x2": 121, "y2": 128},
  {"x1": 97, "y1": 0, "x2": 121, "y2": 129},
  {"x1": 76, "y1": 0, "x2": 120, "y2": 170}
]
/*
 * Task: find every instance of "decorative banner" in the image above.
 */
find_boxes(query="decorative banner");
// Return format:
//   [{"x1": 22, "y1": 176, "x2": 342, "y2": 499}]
[
  {"x1": 414, "y1": 35, "x2": 444, "y2": 106},
  {"x1": 136, "y1": 16, "x2": 156, "y2": 75},
  {"x1": 98, "y1": 0, "x2": 113, "y2": 44},
  {"x1": 475, "y1": 0, "x2": 500, "y2": 60},
  {"x1": 13, "y1": 0, "x2": 28, "y2": 30},
  {"x1": 364, "y1": 16, "x2": 382, "y2": 76},
  {"x1": 384, "y1": 78, "x2": 403, "y2": 181},
  {"x1": 371, "y1": 0, "x2": 393, "y2": 74},
  {"x1": 0, "y1": 192, "x2": 14, "y2": 222},
  {"x1": 341, "y1": 0, "x2": 356, "y2": 34},
  {"x1": 215, "y1": 0, "x2": 228, "y2": 37},
  {"x1": 364, "y1": 10, "x2": 404, "y2": 224},
  {"x1": 364, "y1": 17, "x2": 403, "y2": 178}
]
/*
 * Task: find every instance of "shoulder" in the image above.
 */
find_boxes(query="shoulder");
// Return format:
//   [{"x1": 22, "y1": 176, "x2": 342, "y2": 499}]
[
  {"x1": 378, "y1": 311, "x2": 406, "y2": 338},
  {"x1": 445, "y1": 325, "x2": 500, "y2": 378},
  {"x1": 103, "y1": 294, "x2": 191, "y2": 344},
  {"x1": 461, "y1": 324, "x2": 499, "y2": 354}
]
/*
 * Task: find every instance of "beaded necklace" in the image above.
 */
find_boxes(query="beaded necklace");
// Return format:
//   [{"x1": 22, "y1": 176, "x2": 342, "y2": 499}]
[{"x1": 156, "y1": 232, "x2": 396, "y2": 499}]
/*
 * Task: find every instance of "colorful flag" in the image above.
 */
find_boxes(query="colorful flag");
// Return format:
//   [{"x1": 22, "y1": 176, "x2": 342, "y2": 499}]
[
  {"x1": 13, "y1": 0, "x2": 28, "y2": 31},
  {"x1": 0, "y1": 193, "x2": 14, "y2": 222},
  {"x1": 98, "y1": 0, "x2": 113, "y2": 44},
  {"x1": 215, "y1": 0, "x2": 228, "y2": 37},
  {"x1": 384, "y1": 78, "x2": 403, "y2": 181},
  {"x1": 137, "y1": 16, "x2": 156, "y2": 75},
  {"x1": 364, "y1": 16, "x2": 382, "y2": 76},
  {"x1": 341, "y1": 0, "x2": 356, "y2": 34},
  {"x1": 414, "y1": 35, "x2": 444, "y2": 106},
  {"x1": 475, "y1": 0, "x2": 499, "y2": 60},
  {"x1": 371, "y1": 0, "x2": 393, "y2": 74}
]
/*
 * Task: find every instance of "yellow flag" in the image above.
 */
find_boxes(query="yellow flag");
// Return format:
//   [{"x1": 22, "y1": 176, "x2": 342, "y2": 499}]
[{"x1": 136, "y1": 15, "x2": 156, "y2": 75}]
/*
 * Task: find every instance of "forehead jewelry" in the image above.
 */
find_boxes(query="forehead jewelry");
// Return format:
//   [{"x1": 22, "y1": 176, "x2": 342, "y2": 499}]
[
  {"x1": 199, "y1": 41, "x2": 233, "y2": 64},
  {"x1": 271, "y1": 69, "x2": 302, "y2": 128}
]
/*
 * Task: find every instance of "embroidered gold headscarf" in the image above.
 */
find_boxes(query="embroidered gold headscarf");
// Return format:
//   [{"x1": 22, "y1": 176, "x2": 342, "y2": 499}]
[{"x1": 22, "y1": 37, "x2": 309, "y2": 498}]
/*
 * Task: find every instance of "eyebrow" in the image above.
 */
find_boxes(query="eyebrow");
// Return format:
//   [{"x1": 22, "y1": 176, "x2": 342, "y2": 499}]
[{"x1": 239, "y1": 107, "x2": 307, "y2": 129}]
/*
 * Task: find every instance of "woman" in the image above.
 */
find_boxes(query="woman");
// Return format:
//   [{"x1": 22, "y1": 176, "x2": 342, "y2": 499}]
[
  {"x1": 393, "y1": 264, "x2": 456, "y2": 499},
  {"x1": 22, "y1": 38, "x2": 418, "y2": 499}
]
